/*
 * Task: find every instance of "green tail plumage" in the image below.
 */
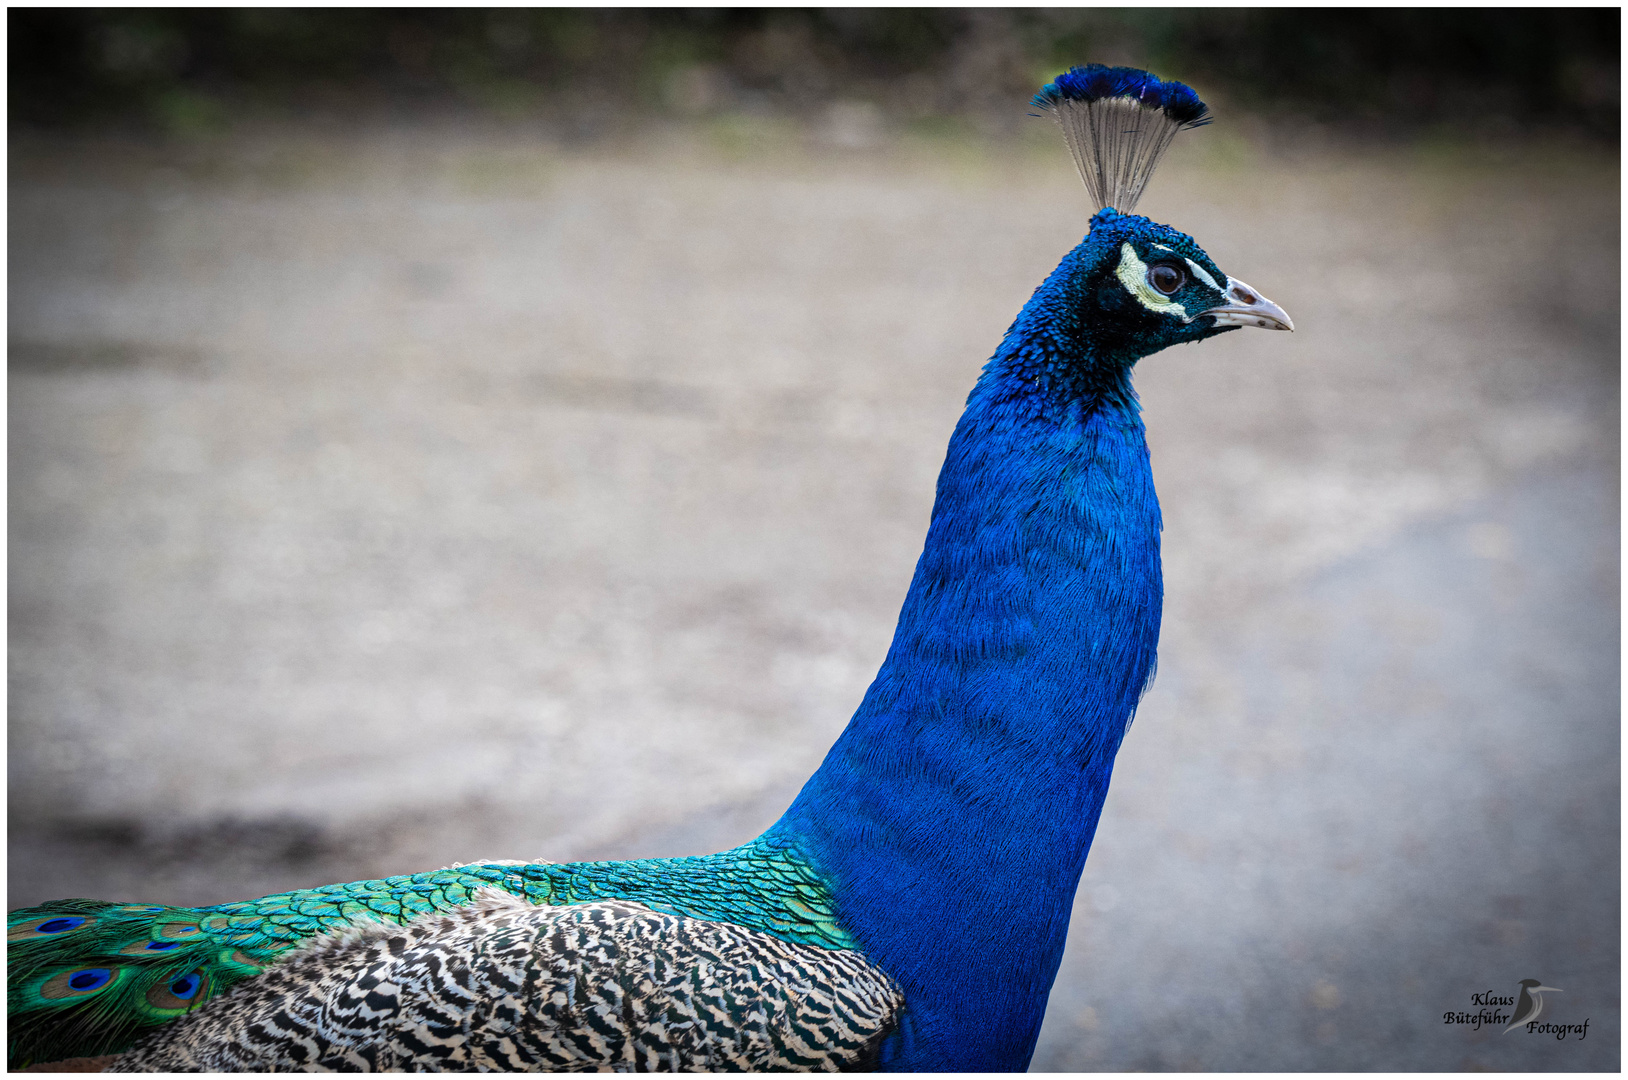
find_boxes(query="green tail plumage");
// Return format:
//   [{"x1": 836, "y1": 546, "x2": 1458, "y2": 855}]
[
  {"x1": 7, "y1": 865, "x2": 516, "y2": 1067},
  {"x1": 8, "y1": 838, "x2": 851, "y2": 1068},
  {"x1": 8, "y1": 898, "x2": 262, "y2": 1069}
]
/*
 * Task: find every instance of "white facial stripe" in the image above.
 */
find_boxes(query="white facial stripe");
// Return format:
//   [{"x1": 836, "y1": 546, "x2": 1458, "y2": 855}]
[
  {"x1": 1151, "y1": 243, "x2": 1176, "y2": 253},
  {"x1": 1184, "y1": 258, "x2": 1221, "y2": 293},
  {"x1": 1115, "y1": 243, "x2": 1188, "y2": 319}
]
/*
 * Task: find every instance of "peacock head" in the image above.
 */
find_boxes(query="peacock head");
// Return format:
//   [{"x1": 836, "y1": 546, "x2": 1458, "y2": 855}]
[
  {"x1": 1029, "y1": 65, "x2": 1292, "y2": 365},
  {"x1": 1075, "y1": 207, "x2": 1291, "y2": 360}
]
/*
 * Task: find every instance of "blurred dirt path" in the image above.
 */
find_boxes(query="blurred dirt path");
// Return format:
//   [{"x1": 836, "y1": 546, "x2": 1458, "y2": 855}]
[{"x1": 9, "y1": 123, "x2": 1617, "y2": 1069}]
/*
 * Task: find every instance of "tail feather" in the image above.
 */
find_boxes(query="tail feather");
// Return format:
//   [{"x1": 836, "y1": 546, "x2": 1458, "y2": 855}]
[
  {"x1": 8, "y1": 900, "x2": 270, "y2": 1068},
  {"x1": 8, "y1": 865, "x2": 527, "y2": 1066}
]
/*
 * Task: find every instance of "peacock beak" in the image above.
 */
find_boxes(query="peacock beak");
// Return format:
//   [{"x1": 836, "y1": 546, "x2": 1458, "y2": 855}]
[{"x1": 1200, "y1": 278, "x2": 1293, "y2": 331}]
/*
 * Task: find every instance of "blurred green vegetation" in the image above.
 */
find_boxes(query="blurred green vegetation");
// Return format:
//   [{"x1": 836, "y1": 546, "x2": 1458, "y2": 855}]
[{"x1": 9, "y1": 8, "x2": 1619, "y2": 140}]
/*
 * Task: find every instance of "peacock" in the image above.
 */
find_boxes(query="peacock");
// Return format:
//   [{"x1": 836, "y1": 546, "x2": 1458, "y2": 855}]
[{"x1": 8, "y1": 65, "x2": 1292, "y2": 1073}]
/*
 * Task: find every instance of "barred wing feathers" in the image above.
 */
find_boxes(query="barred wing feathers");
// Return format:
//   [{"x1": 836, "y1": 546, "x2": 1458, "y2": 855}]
[{"x1": 109, "y1": 891, "x2": 903, "y2": 1072}]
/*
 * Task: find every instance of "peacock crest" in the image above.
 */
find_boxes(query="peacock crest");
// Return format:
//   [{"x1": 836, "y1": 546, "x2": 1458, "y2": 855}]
[{"x1": 1032, "y1": 63, "x2": 1212, "y2": 213}]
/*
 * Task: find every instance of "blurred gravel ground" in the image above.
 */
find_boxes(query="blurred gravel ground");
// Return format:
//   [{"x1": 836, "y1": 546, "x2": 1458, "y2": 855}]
[{"x1": 8, "y1": 119, "x2": 1618, "y2": 1070}]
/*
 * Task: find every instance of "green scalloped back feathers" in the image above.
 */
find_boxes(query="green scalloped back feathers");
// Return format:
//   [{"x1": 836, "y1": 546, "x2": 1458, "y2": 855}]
[{"x1": 7, "y1": 834, "x2": 851, "y2": 1068}]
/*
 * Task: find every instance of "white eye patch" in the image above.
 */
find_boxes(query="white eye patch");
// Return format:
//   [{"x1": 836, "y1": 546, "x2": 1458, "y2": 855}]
[
  {"x1": 1114, "y1": 243, "x2": 1188, "y2": 318},
  {"x1": 1183, "y1": 258, "x2": 1221, "y2": 293}
]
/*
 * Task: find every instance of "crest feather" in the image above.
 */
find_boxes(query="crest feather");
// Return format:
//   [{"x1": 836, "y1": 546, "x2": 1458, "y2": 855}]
[{"x1": 1032, "y1": 65, "x2": 1211, "y2": 213}]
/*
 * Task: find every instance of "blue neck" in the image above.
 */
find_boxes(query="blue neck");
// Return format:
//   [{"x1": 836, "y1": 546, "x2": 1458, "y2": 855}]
[{"x1": 768, "y1": 254, "x2": 1165, "y2": 1070}]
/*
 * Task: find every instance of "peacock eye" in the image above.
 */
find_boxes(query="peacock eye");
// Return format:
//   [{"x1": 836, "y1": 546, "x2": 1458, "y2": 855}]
[{"x1": 1147, "y1": 263, "x2": 1186, "y2": 296}]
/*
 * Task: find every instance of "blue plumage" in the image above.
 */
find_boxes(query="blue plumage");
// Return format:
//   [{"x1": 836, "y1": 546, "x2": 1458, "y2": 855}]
[
  {"x1": 9, "y1": 67, "x2": 1293, "y2": 1072},
  {"x1": 1033, "y1": 63, "x2": 1212, "y2": 127},
  {"x1": 773, "y1": 207, "x2": 1263, "y2": 1070}
]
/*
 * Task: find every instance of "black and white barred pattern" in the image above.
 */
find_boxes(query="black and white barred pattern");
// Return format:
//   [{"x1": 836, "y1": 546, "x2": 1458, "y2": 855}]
[{"x1": 110, "y1": 891, "x2": 902, "y2": 1072}]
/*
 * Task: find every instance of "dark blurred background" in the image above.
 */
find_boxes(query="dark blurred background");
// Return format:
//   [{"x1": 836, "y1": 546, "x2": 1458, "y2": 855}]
[
  {"x1": 10, "y1": 8, "x2": 1621, "y2": 139},
  {"x1": 9, "y1": 7, "x2": 1619, "y2": 1073}
]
